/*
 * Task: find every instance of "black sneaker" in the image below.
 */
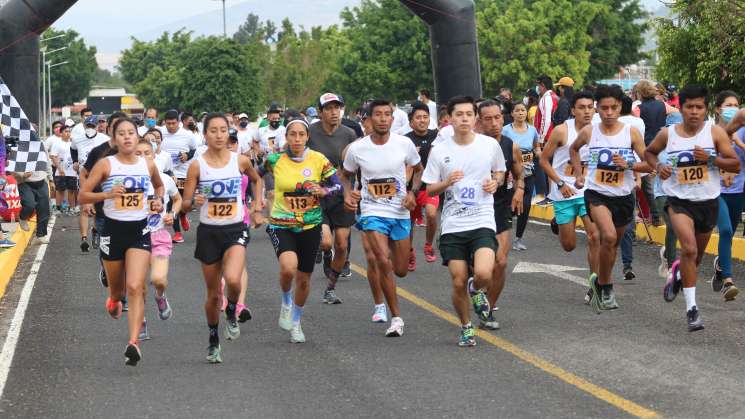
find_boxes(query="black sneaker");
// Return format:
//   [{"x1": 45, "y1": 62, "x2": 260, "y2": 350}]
[
  {"x1": 687, "y1": 306, "x2": 704, "y2": 332},
  {"x1": 124, "y1": 343, "x2": 142, "y2": 366},
  {"x1": 80, "y1": 237, "x2": 90, "y2": 253},
  {"x1": 340, "y1": 261, "x2": 352, "y2": 277},
  {"x1": 536, "y1": 197, "x2": 553, "y2": 206},
  {"x1": 711, "y1": 256, "x2": 723, "y2": 292},
  {"x1": 550, "y1": 218, "x2": 559, "y2": 235},
  {"x1": 722, "y1": 282, "x2": 739, "y2": 302},
  {"x1": 238, "y1": 306, "x2": 252, "y2": 323},
  {"x1": 623, "y1": 266, "x2": 635, "y2": 281}
]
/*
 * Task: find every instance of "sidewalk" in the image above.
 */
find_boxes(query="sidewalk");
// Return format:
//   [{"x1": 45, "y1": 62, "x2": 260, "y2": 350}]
[{"x1": 0, "y1": 221, "x2": 36, "y2": 300}]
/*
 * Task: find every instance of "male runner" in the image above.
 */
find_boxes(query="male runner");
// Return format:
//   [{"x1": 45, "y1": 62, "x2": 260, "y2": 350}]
[{"x1": 160, "y1": 109, "x2": 198, "y2": 243}]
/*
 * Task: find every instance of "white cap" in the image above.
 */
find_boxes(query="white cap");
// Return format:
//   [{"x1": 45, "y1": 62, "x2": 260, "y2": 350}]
[
  {"x1": 319, "y1": 92, "x2": 344, "y2": 109},
  {"x1": 64, "y1": 118, "x2": 75, "y2": 127},
  {"x1": 238, "y1": 113, "x2": 249, "y2": 119}
]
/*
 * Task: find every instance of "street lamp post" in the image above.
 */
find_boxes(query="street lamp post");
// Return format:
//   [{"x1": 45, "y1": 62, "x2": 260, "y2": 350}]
[
  {"x1": 39, "y1": 45, "x2": 67, "y2": 136},
  {"x1": 47, "y1": 60, "x2": 68, "y2": 134},
  {"x1": 212, "y1": 0, "x2": 227, "y2": 37}
]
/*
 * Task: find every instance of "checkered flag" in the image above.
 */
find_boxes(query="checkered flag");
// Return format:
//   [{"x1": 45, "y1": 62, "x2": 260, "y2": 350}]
[{"x1": 1, "y1": 77, "x2": 48, "y2": 173}]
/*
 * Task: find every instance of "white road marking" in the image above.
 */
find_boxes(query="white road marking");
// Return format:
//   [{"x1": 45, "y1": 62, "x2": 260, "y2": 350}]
[
  {"x1": 512, "y1": 261, "x2": 589, "y2": 287},
  {"x1": 0, "y1": 216, "x2": 56, "y2": 399}
]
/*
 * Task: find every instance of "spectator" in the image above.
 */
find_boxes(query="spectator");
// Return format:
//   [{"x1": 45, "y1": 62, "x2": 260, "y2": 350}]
[
  {"x1": 0, "y1": 130, "x2": 15, "y2": 247},
  {"x1": 14, "y1": 133, "x2": 51, "y2": 244},
  {"x1": 636, "y1": 79, "x2": 665, "y2": 225},
  {"x1": 533, "y1": 75, "x2": 558, "y2": 203},
  {"x1": 553, "y1": 76, "x2": 575, "y2": 126},
  {"x1": 525, "y1": 89, "x2": 539, "y2": 125}
]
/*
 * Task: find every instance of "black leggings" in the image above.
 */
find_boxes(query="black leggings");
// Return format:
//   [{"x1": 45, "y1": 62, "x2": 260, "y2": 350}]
[{"x1": 515, "y1": 175, "x2": 535, "y2": 238}]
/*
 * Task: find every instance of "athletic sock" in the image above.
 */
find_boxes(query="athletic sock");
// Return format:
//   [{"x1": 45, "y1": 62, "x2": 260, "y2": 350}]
[
  {"x1": 208, "y1": 323, "x2": 219, "y2": 346},
  {"x1": 462, "y1": 323, "x2": 472, "y2": 329},
  {"x1": 683, "y1": 287, "x2": 696, "y2": 311},
  {"x1": 326, "y1": 282, "x2": 336, "y2": 291},
  {"x1": 282, "y1": 290, "x2": 292, "y2": 306},
  {"x1": 291, "y1": 303, "x2": 304, "y2": 324},
  {"x1": 326, "y1": 269, "x2": 340, "y2": 282},
  {"x1": 226, "y1": 299, "x2": 237, "y2": 320}
]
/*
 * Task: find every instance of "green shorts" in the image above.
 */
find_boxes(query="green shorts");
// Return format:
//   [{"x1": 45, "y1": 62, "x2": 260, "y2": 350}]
[
  {"x1": 439, "y1": 228, "x2": 497, "y2": 267},
  {"x1": 553, "y1": 197, "x2": 587, "y2": 225}
]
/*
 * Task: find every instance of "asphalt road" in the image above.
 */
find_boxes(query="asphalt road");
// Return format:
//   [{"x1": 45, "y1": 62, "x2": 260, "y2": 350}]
[{"x1": 1, "y1": 212, "x2": 745, "y2": 418}]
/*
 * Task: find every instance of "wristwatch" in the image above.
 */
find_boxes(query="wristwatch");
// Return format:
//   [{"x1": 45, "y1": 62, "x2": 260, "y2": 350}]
[{"x1": 557, "y1": 180, "x2": 566, "y2": 188}]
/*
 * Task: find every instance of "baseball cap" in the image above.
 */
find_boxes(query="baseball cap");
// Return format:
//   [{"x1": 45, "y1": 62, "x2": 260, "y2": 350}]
[
  {"x1": 306, "y1": 107, "x2": 318, "y2": 118},
  {"x1": 238, "y1": 113, "x2": 249, "y2": 120},
  {"x1": 84, "y1": 116, "x2": 98, "y2": 127},
  {"x1": 64, "y1": 118, "x2": 75, "y2": 128},
  {"x1": 228, "y1": 128, "x2": 239, "y2": 141},
  {"x1": 555, "y1": 77, "x2": 575, "y2": 88},
  {"x1": 319, "y1": 93, "x2": 344, "y2": 109}
]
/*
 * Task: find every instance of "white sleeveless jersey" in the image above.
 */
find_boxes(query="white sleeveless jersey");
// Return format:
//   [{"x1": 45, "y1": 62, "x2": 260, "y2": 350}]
[
  {"x1": 144, "y1": 171, "x2": 177, "y2": 232},
  {"x1": 549, "y1": 120, "x2": 590, "y2": 202},
  {"x1": 102, "y1": 156, "x2": 151, "y2": 221},
  {"x1": 661, "y1": 121, "x2": 720, "y2": 201},
  {"x1": 197, "y1": 152, "x2": 244, "y2": 226},
  {"x1": 586, "y1": 123, "x2": 636, "y2": 197}
]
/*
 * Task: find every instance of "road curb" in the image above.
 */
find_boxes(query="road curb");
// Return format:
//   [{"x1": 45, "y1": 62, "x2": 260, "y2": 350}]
[
  {"x1": 0, "y1": 222, "x2": 35, "y2": 301},
  {"x1": 530, "y1": 204, "x2": 745, "y2": 261}
]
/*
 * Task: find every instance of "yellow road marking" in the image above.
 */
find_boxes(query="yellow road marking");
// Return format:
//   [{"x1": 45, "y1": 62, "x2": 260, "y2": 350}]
[{"x1": 350, "y1": 263, "x2": 660, "y2": 419}]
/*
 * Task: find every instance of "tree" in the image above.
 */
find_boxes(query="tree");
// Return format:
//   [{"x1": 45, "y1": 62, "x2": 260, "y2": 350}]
[
  {"x1": 656, "y1": 0, "x2": 745, "y2": 94},
  {"x1": 118, "y1": 30, "x2": 193, "y2": 87},
  {"x1": 93, "y1": 68, "x2": 130, "y2": 89},
  {"x1": 233, "y1": 13, "x2": 262, "y2": 44},
  {"x1": 41, "y1": 28, "x2": 97, "y2": 107},
  {"x1": 477, "y1": 0, "x2": 602, "y2": 94}
]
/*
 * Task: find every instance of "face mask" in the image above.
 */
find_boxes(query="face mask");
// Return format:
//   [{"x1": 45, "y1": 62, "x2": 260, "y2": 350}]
[
  {"x1": 146, "y1": 118, "x2": 156, "y2": 128},
  {"x1": 269, "y1": 121, "x2": 280, "y2": 129},
  {"x1": 239, "y1": 121, "x2": 248, "y2": 129},
  {"x1": 151, "y1": 142, "x2": 157, "y2": 153},
  {"x1": 85, "y1": 128, "x2": 97, "y2": 138},
  {"x1": 721, "y1": 107, "x2": 738, "y2": 123},
  {"x1": 188, "y1": 122, "x2": 196, "y2": 131}
]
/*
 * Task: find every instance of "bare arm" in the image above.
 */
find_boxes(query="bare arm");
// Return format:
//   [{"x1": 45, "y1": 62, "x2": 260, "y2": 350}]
[
  {"x1": 570, "y1": 125, "x2": 591, "y2": 188},
  {"x1": 79, "y1": 159, "x2": 114, "y2": 205},
  {"x1": 712, "y1": 125, "x2": 741, "y2": 173},
  {"x1": 629, "y1": 127, "x2": 652, "y2": 173},
  {"x1": 180, "y1": 160, "x2": 200, "y2": 214}
]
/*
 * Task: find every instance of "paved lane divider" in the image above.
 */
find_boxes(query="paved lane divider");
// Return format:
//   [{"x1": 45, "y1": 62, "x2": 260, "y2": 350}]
[
  {"x1": 350, "y1": 263, "x2": 661, "y2": 419},
  {"x1": 0, "y1": 216, "x2": 56, "y2": 399}
]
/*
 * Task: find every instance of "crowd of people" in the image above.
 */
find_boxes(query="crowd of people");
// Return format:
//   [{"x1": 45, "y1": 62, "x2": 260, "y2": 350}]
[{"x1": 2, "y1": 74, "x2": 745, "y2": 367}]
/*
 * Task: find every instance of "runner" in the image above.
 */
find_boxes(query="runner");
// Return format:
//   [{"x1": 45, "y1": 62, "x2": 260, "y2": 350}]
[
  {"x1": 503, "y1": 101, "x2": 540, "y2": 250},
  {"x1": 138, "y1": 108, "x2": 158, "y2": 136},
  {"x1": 341, "y1": 99, "x2": 423, "y2": 336},
  {"x1": 264, "y1": 118, "x2": 341, "y2": 342},
  {"x1": 133, "y1": 139, "x2": 181, "y2": 340},
  {"x1": 476, "y1": 99, "x2": 522, "y2": 330},
  {"x1": 160, "y1": 109, "x2": 198, "y2": 244},
  {"x1": 710, "y1": 90, "x2": 744, "y2": 300},
  {"x1": 181, "y1": 113, "x2": 262, "y2": 363},
  {"x1": 539, "y1": 90, "x2": 600, "y2": 301},
  {"x1": 422, "y1": 96, "x2": 504, "y2": 346},
  {"x1": 49, "y1": 124, "x2": 78, "y2": 216},
  {"x1": 253, "y1": 104, "x2": 284, "y2": 224},
  {"x1": 571, "y1": 84, "x2": 649, "y2": 312},
  {"x1": 79, "y1": 117, "x2": 165, "y2": 366},
  {"x1": 646, "y1": 84, "x2": 740, "y2": 331},
  {"x1": 143, "y1": 128, "x2": 173, "y2": 175},
  {"x1": 308, "y1": 93, "x2": 358, "y2": 303},
  {"x1": 405, "y1": 102, "x2": 439, "y2": 270}
]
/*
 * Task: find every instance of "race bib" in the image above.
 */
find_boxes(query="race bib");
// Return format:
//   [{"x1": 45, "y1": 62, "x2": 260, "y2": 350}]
[
  {"x1": 367, "y1": 178, "x2": 397, "y2": 199},
  {"x1": 207, "y1": 197, "x2": 238, "y2": 220},
  {"x1": 677, "y1": 162, "x2": 709, "y2": 185},
  {"x1": 564, "y1": 162, "x2": 588, "y2": 177},
  {"x1": 720, "y1": 169, "x2": 736, "y2": 187},
  {"x1": 521, "y1": 151, "x2": 534, "y2": 165},
  {"x1": 455, "y1": 180, "x2": 484, "y2": 206},
  {"x1": 594, "y1": 166, "x2": 624, "y2": 187},
  {"x1": 284, "y1": 193, "x2": 315, "y2": 213},
  {"x1": 176, "y1": 178, "x2": 186, "y2": 190},
  {"x1": 114, "y1": 190, "x2": 145, "y2": 211}
]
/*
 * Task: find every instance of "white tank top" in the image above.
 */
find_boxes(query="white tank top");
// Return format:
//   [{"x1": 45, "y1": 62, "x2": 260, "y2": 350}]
[
  {"x1": 549, "y1": 120, "x2": 590, "y2": 202},
  {"x1": 197, "y1": 152, "x2": 244, "y2": 226},
  {"x1": 661, "y1": 121, "x2": 720, "y2": 201},
  {"x1": 586, "y1": 123, "x2": 636, "y2": 197},
  {"x1": 102, "y1": 156, "x2": 151, "y2": 221}
]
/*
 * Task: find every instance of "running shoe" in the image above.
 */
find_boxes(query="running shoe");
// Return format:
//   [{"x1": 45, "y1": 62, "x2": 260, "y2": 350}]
[
  {"x1": 278, "y1": 304, "x2": 293, "y2": 331},
  {"x1": 34, "y1": 235, "x2": 49, "y2": 244},
  {"x1": 290, "y1": 323, "x2": 306, "y2": 343},
  {"x1": 513, "y1": 238, "x2": 527, "y2": 251},
  {"x1": 322, "y1": 288, "x2": 342, "y2": 304},
  {"x1": 124, "y1": 342, "x2": 142, "y2": 366},
  {"x1": 479, "y1": 311, "x2": 500, "y2": 330},
  {"x1": 599, "y1": 288, "x2": 619, "y2": 310},
  {"x1": 584, "y1": 288, "x2": 593, "y2": 305},
  {"x1": 385, "y1": 317, "x2": 404, "y2": 337},
  {"x1": 340, "y1": 261, "x2": 352, "y2": 278},
  {"x1": 536, "y1": 197, "x2": 553, "y2": 206},
  {"x1": 99, "y1": 268, "x2": 108, "y2": 288},
  {"x1": 587, "y1": 273, "x2": 601, "y2": 313},
  {"x1": 71, "y1": 206, "x2": 81, "y2": 216},
  {"x1": 172, "y1": 232, "x2": 184, "y2": 243},
  {"x1": 155, "y1": 293, "x2": 172, "y2": 320},
  {"x1": 623, "y1": 266, "x2": 635, "y2": 281},
  {"x1": 80, "y1": 237, "x2": 90, "y2": 253},
  {"x1": 180, "y1": 213, "x2": 190, "y2": 231},
  {"x1": 423, "y1": 243, "x2": 436, "y2": 263},
  {"x1": 722, "y1": 282, "x2": 739, "y2": 302},
  {"x1": 711, "y1": 256, "x2": 723, "y2": 292},
  {"x1": 687, "y1": 306, "x2": 704, "y2": 332},
  {"x1": 663, "y1": 260, "x2": 682, "y2": 302},
  {"x1": 18, "y1": 219, "x2": 30, "y2": 232},
  {"x1": 657, "y1": 246, "x2": 668, "y2": 279},
  {"x1": 550, "y1": 218, "x2": 559, "y2": 235},
  {"x1": 237, "y1": 304, "x2": 252, "y2": 323},
  {"x1": 206, "y1": 344, "x2": 223, "y2": 364},
  {"x1": 106, "y1": 297, "x2": 122, "y2": 319},
  {"x1": 138, "y1": 319, "x2": 151, "y2": 341},
  {"x1": 467, "y1": 277, "x2": 490, "y2": 322},
  {"x1": 372, "y1": 305, "x2": 388, "y2": 323},
  {"x1": 408, "y1": 249, "x2": 416, "y2": 272},
  {"x1": 0, "y1": 238, "x2": 16, "y2": 248},
  {"x1": 121, "y1": 296, "x2": 128, "y2": 312},
  {"x1": 224, "y1": 317, "x2": 240, "y2": 341},
  {"x1": 458, "y1": 325, "x2": 476, "y2": 347}
]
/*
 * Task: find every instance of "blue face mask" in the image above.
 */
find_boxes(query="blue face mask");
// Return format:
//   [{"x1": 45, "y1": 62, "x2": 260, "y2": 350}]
[
  {"x1": 151, "y1": 141, "x2": 157, "y2": 152},
  {"x1": 722, "y1": 107, "x2": 738, "y2": 123},
  {"x1": 146, "y1": 118, "x2": 157, "y2": 128},
  {"x1": 239, "y1": 121, "x2": 248, "y2": 128}
]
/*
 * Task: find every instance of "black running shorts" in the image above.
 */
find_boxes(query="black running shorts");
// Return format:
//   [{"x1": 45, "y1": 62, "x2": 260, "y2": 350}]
[
  {"x1": 194, "y1": 222, "x2": 249, "y2": 265},
  {"x1": 100, "y1": 216, "x2": 151, "y2": 261},
  {"x1": 266, "y1": 225, "x2": 321, "y2": 274},
  {"x1": 665, "y1": 196, "x2": 718, "y2": 234},
  {"x1": 584, "y1": 189, "x2": 634, "y2": 228}
]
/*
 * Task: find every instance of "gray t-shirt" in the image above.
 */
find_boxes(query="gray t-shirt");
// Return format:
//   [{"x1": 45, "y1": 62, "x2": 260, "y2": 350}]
[{"x1": 308, "y1": 123, "x2": 357, "y2": 168}]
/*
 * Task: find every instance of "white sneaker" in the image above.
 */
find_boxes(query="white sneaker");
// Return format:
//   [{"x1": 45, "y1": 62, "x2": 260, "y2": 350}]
[
  {"x1": 290, "y1": 322, "x2": 305, "y2": 343},
  {"x1": 658, "y1": 246, "x2": 668, "y2": 278},
  {"x1": 278, "y1": 304, "x2": 292, "y2": 331},
  {"x1": 34, "y1": 236, "x2": 50, "y2": 244},
  {"x1": 371, "y1": 305, "x2": 388, "y2": 323},
  {"x1": 385, "y1": 317, "x2": 404, "y2": 337}
]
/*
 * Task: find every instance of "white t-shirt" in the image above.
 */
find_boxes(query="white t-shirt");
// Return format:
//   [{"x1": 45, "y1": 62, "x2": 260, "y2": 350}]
[
  {"x1": 253, "y1": 126, "x2": 283, "y2": 153},
  {"x1": 422, "y1": 134, "x2": 505, "y2": 234},
  {"x1": 160, "y1": 128, "x2": 198, "y2": 178},
  {"x1": 343, "y1": 133, "x2": 421, "y2": 219},
  {"x1": 71, "y1": 132, "x2": 110, "y2": 167},
  {"x1": 237, "y1": 128, "x2": 255, "y2": 155},
  {"x1": 50, "y1": 140, "x2": 77, "y2": 178},
  {"x1": 153, "y1": 150, "x2": 173, "y2": 174},
  {"x1": 71, "y1": 123, "x2": 85, "y2": 140},
  {"x1": 426, "y1": 101, "x2": 438, "y2": 130},
  {"x1": 391, "y1": 107, "x2": 409, "y2": 133},
  {"x1": 433, "y1": 125, "x2": 455, "y2": 147},
  {"x1": 619, "y1": 115, "x2": 645, "y2": 140},
  {"x1": 44, "y1": 135, "x2": 61, "y2": 157}
]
